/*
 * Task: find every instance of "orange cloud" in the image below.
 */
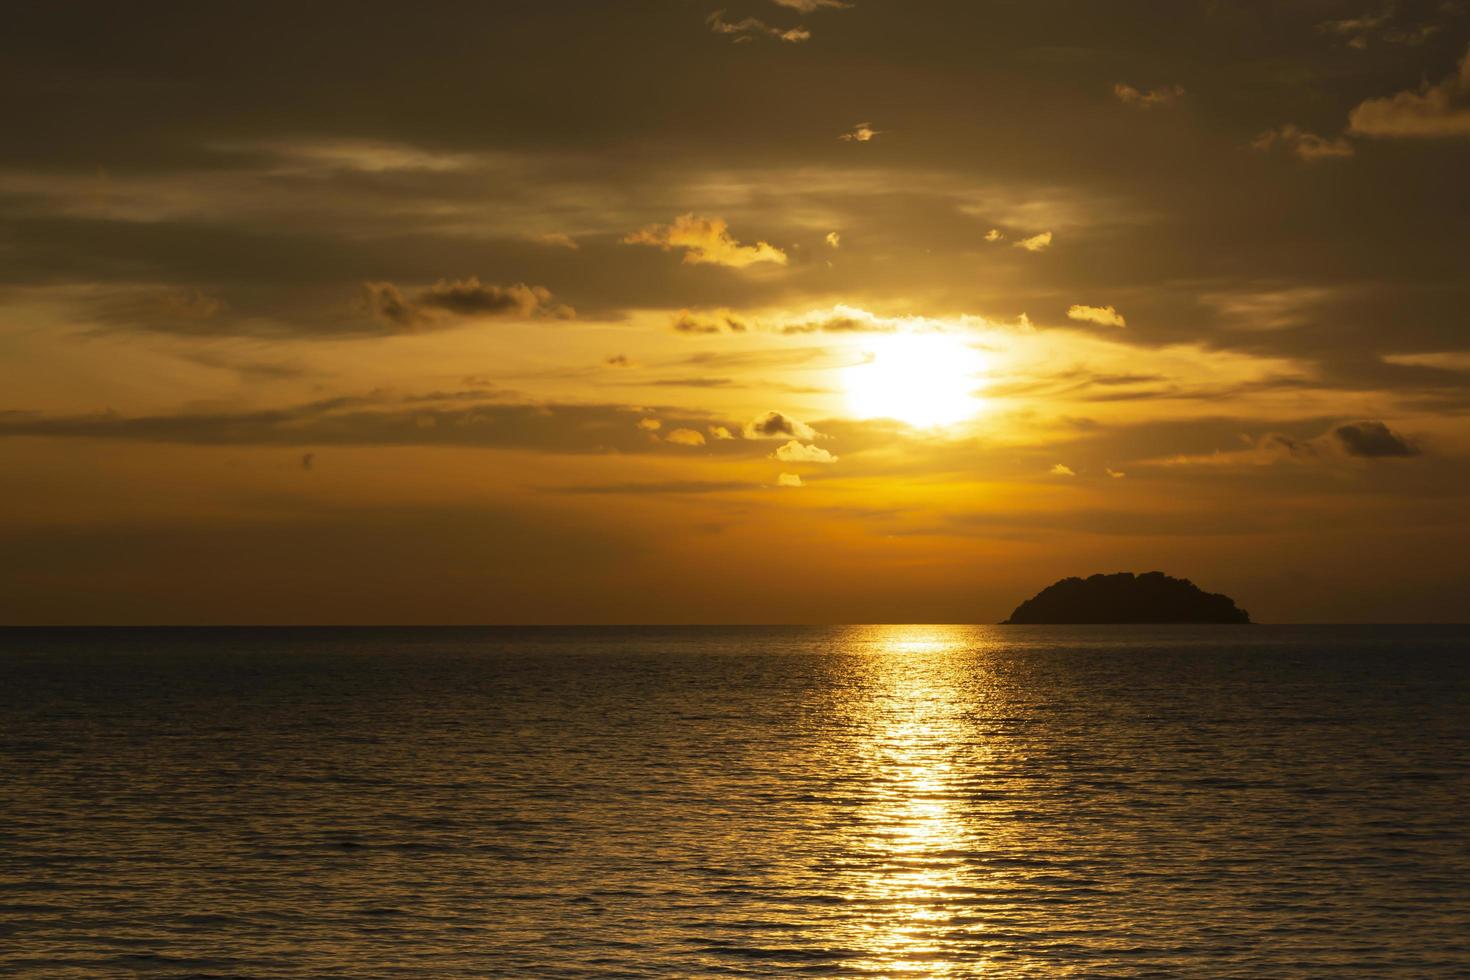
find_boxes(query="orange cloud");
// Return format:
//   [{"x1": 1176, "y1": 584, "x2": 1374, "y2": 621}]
[
  {"x1": 1252, "y1": 125, "x2": 1355, "y2": 161},
  {"x1": 1348, "y1": 45, "x2": 1470, "y2": 138},
  {"x1": 772, "y1": 440, "x2": 837, "y2": 463},
  {"x1": 625, "y1": 214, "x2": 788, "y2": 268},
  {"x1": 1015, "y1": 231, "x2": 1053, "y2": 252},
  {"x1": 839, "y1": 122, "x2": 881, "y2": 142},
  {"x1": 1113, "y1": 82, "x2": 1185, "y2": 108},
  {"x1": 1068, "y1": 304, "x2": 1126, "y2": 328}
]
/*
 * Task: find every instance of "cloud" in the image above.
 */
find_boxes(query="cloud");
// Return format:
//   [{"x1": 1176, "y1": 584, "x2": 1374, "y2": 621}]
[
  {"x1": 647, "y1": 377, "x2": 737, "y2": 388},
  {"x1": 531, "y1": 232, "x2": 579, "y2": 249},
  {"x1": 364, "y1": 278, "x2": 572, "y2": 329},
  {"x1": 1381, "y1": 351, "x2": 1470, "y2": 371},
  {"x1": 1333, "y1": 420, "x2": 1419, "y2": 457},
  {"x1": 984, "y1": 228, "x2": 1003, "y2": 242},
  {"x1": 1067, "y1": 304, "x2": 1127, "y2": 328},
  {"x1": 1252, "y1": 125, "x2": 1356, "y2": 161},
  {"x1": 839, "y1": 122, "x2": 881, "y2": 142},
  {"x1": 1163, "y1": 421, "x2": 1424, "y2": 468},
  {"x1": 1317, "y1": 8, "x2": 1393, "y2": 49},
  {"x1": 89, "y1": 287, "x2": 227, "y2": 332},
  {"x1": 709, "y1": 425, "x2": 736, "y2": 440},
  {"x1": 1319, "y1": 7, "x2": 1445, "y2": 49},
  {"x1": 1347, "y1": 45, "x2": 1470, "y2": 138},
  {"x1": 0, "y1": 394, "x2": 769, "y2": 457},
  {"x1": 772, "y1": 440, "x2": 837, "y2": 463},
  {"x1": 605, "y1": 354, "x2": 634, "y2": 368},
  {"x1": 1105, "y1": 468, "x2": 1126, "y2": 479},
  {"x1": 1159, "y1": 431, "x2": 1319, "y2": 468},
  {"x1": 665, "y1": 427, "x2": 707, "y2": 446},
  {"x1": 1202, "y1": 284, "x2": 1336, "y2": 330},
  {"x1": 777, "y1": 472, "x2": 804, "y2": 487},
  {"x1": 625, "y1": 214, "x2": 787, "y2": 267},
  {"x1": 1050, "y1": 463, "x2": 1076, "y2": 476},
  {"x1": 672, "y1": 308, "x2": 753, "y2": 333},
  {"x1": 776, "y1": 306, "x2": 898, "y2": 334},
  {"x1": 825, "y1": 231, "x2": 841, "y2": 248},
  {"x1": 1014, "y1": 231, "x2": 1053, "y2": 252},
  {"x1": 744, "y1": 411, "x2": 816, "y2": 440},
  {"x1": 550, "y1": 480, "x2": 751, "y2": 495},
  {"x1": 1113, "y1": 83, "x2": 1185, "y2": 108},
  {"x1": 771, "y1": 0, "x2": 850, "y2": 11},
  {"x1": 707, "y1": 11, "x2": 811, "y2": 43}
]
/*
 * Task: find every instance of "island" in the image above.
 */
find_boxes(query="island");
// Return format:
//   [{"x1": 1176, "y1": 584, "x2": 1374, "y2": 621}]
[{"x1": 1002, "y1": 571, "x2": 1251, "y2": 624}]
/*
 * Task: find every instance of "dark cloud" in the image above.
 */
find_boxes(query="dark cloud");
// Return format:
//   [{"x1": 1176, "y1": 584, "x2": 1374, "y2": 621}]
[
  {"x1": 0, "y1": 393, "x2": 766, "y2": 457},
  {"x1": 549, "y1": 480, "x2": 753, "y2": 495},
  {"x1": 673, "y1": 309, "x2": 752, "y2": 333},
  {"x1": 743, "y1": 411, "x2": 816, "y2": 440},
  {"x1": 777, "y1": 311, "x2": 893, "y2": 333},
  {"x1": 1333, "y1": 420, "x2": 1421, "y2": 457},
  {"x1": 364, "y1": 278, "x2": 572, "y2": 329}
]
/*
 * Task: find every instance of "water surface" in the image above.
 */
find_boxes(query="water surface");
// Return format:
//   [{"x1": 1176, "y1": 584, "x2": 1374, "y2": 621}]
[{"x1": 2, "y1": 625, "x2": 1468, "y2": 976}]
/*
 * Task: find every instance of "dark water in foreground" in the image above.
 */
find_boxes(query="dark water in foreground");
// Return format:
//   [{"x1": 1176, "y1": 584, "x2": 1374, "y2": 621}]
[{"x1": 2, "y1": 626, "x2": 1468, "y2": 978}]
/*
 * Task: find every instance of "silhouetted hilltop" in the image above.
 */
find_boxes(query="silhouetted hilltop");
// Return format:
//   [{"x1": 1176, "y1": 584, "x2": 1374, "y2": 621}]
[{"x1": 1002, "y1": 571, "x2": 1251, "y2": 624}]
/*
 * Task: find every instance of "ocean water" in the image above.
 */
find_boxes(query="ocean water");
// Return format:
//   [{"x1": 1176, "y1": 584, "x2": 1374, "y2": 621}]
[{"x1": 2, "y1": 625, "x2": 1468, "y2": 978}]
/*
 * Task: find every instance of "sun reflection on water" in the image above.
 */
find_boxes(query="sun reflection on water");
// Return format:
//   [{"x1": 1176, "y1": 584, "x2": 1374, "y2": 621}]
[{"x1": 848, "y1": 626, "x2": 993, "y2": 976}]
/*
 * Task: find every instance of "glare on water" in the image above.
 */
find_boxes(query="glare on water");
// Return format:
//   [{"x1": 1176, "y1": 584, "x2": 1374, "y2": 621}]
[{"x1": 2, "y1": 625, "x2": 1468, "y2": 977}]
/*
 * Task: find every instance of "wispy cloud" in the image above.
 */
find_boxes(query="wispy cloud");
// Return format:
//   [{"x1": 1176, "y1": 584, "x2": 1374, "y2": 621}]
[
  {"x1": 708, "y1": 11, "x2": 811, "y2": 43},
  {"x1": 672, "y1": 308, "x2": 754, "y2": 333},
  {"x1": 531, "y1": 231, "x2": 579, "y2": 249},
  {"x1": 1318, "y1": 6, "x2": 1444, "y2": 49},
  {"x1": 1252, "y1": 124, "x2": 1356, "y2": 161},
  {"x1": 771, "y1": 0, "x2": 850, "y2": 11},
  {"x1": 839, "y1": 122, "x2": 881, "y2": 142},
  {"x1": 0, "y1": 393, "x2": 771, "y2": 457}
]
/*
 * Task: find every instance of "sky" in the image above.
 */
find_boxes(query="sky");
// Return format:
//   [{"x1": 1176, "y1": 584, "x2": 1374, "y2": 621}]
[{"x1": 2, "y1": 0, "x2": 1469, "y2": 624}]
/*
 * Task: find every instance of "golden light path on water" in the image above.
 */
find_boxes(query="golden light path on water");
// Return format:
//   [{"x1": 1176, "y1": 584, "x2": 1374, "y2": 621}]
[{"x1": 848, "y1": 626, "x2": 998, "y2": 976}]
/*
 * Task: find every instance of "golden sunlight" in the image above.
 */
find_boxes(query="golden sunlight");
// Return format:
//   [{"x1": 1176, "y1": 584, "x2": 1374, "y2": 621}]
[{"x1": 843, "y1": 333, "x2": 986, "y2": 428}]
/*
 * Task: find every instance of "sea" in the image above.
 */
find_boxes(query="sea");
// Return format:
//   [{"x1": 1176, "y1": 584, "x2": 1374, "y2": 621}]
[{"x1": 1, "y1": 625, "x2": 1467, "y2": 977}]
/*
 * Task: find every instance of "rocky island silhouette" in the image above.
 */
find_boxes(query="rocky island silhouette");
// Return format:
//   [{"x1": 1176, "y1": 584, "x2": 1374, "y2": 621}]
[{"x1": 1002, "y1": 571, "x2": 1251, "y2": 624}]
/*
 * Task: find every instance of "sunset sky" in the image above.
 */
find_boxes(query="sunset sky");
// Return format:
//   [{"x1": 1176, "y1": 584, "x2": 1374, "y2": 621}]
[{"x1": 3, "y1": 1, "x2": 1469, "y2": 623}]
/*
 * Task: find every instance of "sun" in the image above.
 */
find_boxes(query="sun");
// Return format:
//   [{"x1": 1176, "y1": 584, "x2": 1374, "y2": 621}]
[{"x1": 843, "y1": 332, "x2": 985, "y2": 428}]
